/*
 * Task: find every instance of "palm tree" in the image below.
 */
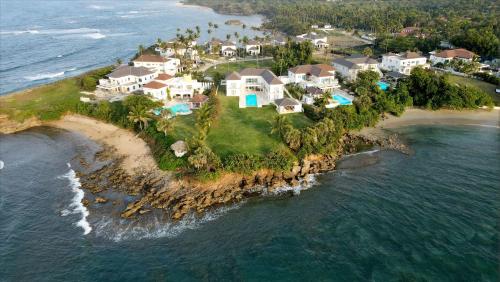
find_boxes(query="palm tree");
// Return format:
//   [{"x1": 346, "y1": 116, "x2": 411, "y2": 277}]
[
  {"x1": 226, "y1": 34, "x2": 231, "y2": 40},
  {"x1": 270, "y1": 115, "x2": 289, "y2": 138},
  {"x1": 138, "y1": 44, "x2": 145, "y2": 56},
  {"x1": 128, "y1": 105, "x2": 151, "y2": 131},
  {"x1": 156, "y1": 117, "x2": 174, "y2": 137},
  {"x1": 242, "y1": 24, "x2": 247, "y2": 30},
  {"x1": 156, "y1": 38, "x2": 162, "y2": 46}
]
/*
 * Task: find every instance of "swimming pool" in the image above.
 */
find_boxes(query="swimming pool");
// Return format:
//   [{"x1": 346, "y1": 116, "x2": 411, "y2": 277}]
[
  {"x1": 246, "y1": 94, "x2": 258, "y2": 107},
  {"x1": 169, "y1": 103, "x2": 191, "y2": 115},
  {"x1": 153, "y1": 104, "x2": 191, "y2": 116},
  {"x1": 332, "y1": 95, "x2": 352, "y2": 105},
  {"x1": 377, "y1": 81, "x2": 390, "y2": 91}
]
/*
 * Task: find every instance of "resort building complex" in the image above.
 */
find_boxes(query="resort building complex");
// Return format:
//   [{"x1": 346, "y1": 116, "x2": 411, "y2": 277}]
[
  {"x1": 332, "y1": 55, "x2": 381, "y2": 81},
  {"x1": 287, "y1": 64, "x2": 339, "y2": 91},
  {"x1": 429, "y1": 48, "x2": 476, "y2": 65},
  {"x1": 97, "y1": 66, "x2": 156, "y2": 93},
  {"x1": 225, "y1": 68, "x2": 285, "y2": 108},
  {"x1": 133, "y1": 54, "x2": 180, "y2": 76},
  {"x1": 143, "y1": 75, "x2": 211, "y2": 101},
  {"x1": 380, "y1": 52, "x2": 428, "y2": 75},
  {"x1": 221, "y1": 41, "x2": 237, "y2": 57},
  {"x1": 295, "y1": 32, "x2": 329, "y2": 48},
  {"x1": 244, "y1": 40, "x2": 261, "y2": 55}
]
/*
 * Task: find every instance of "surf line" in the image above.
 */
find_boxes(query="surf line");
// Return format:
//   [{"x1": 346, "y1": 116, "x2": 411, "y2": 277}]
[{"x1": 59, "y1": 163, "x2": 92, "y2": 235}]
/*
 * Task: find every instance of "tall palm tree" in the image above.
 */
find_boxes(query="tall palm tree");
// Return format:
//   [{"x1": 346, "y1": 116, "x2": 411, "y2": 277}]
[
  {"x1": 138, "y1": 44, "x2": 145, "y2": 56},
  {"x1": 156, "y1": 117, "x2": 174, "y2": 137},
  {"x1": 128, "y1": 106, "x2": 151, "y2": 131},
  {"x1": 270, "y1": 115, "x2": 289, "y2": 138}
]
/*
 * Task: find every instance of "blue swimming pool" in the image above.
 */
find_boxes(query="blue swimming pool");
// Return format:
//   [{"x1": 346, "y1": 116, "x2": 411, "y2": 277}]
[
  {"x1": 246, "y1": 94, "x2": 258, "y2": 107},
  {"x1": 169, "y1": 103, "x2": 191, "y2": 115},
  {"x1": 332, "y1": 95, "x2": 352, "y2": 105},
  {"x1": 377, "y1": 81, "x2": 390, "y2": 91},
  {"x1": 153, "y1": 103, "x2": 191, "y2": 116}
]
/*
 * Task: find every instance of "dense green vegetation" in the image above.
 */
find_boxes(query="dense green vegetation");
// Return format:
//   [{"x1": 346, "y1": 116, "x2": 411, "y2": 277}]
[
  {"x1": 272, "y1": 41, "x2": 313, "y2": 75},
  {"x1": 0, "y1": 79, "x2": 82, "y2": 122},
  {"x1": 185, "y1": 0, "x2": 499, "y2": 57}
]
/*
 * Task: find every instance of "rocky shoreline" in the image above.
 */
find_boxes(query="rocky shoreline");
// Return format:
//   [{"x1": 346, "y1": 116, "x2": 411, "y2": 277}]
[{"x1": 77, "y1": 132, "x2": 410, "y2": 222}]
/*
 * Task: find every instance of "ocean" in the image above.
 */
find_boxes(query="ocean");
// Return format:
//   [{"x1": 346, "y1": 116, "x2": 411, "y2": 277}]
[
  {"x1": 0, "y1": 0, "x2": 263, "y2": 94},
  {"x1": 1, "y1": 125, "x2": 498, "y2": 281}
]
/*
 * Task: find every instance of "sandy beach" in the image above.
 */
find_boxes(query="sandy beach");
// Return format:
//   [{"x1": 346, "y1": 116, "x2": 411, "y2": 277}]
[
  {"x1": 47, "y1": 114, "x2": 159, "y2": 175},
  {"x1": 359, "y1": 108, "x2": 499, "y2": 138}
]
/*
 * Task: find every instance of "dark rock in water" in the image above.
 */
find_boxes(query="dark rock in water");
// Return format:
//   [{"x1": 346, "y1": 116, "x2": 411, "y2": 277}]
[{"x1": 82, "y1": 199, "x2": 90, "y2": 207}]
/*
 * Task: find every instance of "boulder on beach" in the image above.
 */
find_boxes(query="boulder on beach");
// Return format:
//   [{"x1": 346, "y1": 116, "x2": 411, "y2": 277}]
[{"x1": 170, "y1": 141, "x2": 188, "y2": 157}]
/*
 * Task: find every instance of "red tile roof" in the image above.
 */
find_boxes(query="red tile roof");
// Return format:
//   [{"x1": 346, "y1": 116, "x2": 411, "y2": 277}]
[
  {"x1": 143, "y1": 81, "x2": 167, "y2": 89},
  {"x1": 134, "y1": 54, "x2": 168, "y2": 63},
  {"x1": 434, "y1": 48, "x2": 475, "y2": 59},
  {"x1": 156, "y1": 73, "x2": 173, "y2": 81}
]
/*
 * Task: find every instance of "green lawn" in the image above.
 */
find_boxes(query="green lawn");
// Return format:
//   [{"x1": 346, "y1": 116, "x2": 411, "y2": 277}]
[
  {"x1": 204, "y1": 59, "x2": 274, "y2": 77},
  {"x1": 447, "y1": 75, "x2": 499, "y2": 105},
  {"x1": 171, "y1": 95, "x2": 312, "y2": 157},
  {"x1": 0, "y1": 79, "x2": 81, "y2": 121}
]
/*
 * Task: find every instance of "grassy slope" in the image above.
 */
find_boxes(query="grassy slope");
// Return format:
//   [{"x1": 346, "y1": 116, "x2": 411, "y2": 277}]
[
  {"x1": 0, "y1": 79, "x2": 81, "y2": 122},
  {"x1": 447, "y1": 75, "x2": 499, "y2": 105},
  {"x1": 204, "y1": 59, "x2": 274, "y2": 77},
  {"x1": 172, "y1": 95, "x2": 312, "y2": 157}
]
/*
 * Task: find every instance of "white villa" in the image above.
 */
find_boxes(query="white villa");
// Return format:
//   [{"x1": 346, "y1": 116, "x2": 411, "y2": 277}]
[
  {"x1": 133, "y1": 54, "x2": 180, "y2": 76},
  {"x1": 287, "y1": 64, "x2": 339, "y2": 91},
  {"x1": 245, "y1": 40, "x2": 261, "y2": 55},
  {"x1": 143, "y1": 74, "x2": 210, "y2": 101},
  {"x1": 97, "y1": 66, "x2": 156, "y2": 93},
  {"x1": 207, "y1": 38, "x2": 223, "y2": 54},
  {"x1": 332, "y1": 55, "x2": 382, "y2": 81},
  {"x1": 296, "y1": 32, "x2": 328, "y2": 48},
  {"x1": 380, "y1": 52, "x2": 428, "y2": 75},
  {"x1": 225, "y1": 68, "x2": 284, "y2": 108},
  {"x1": 221, "y1": 41, "x2": 237, "y2": 57},
  {"x1": 272, "y1": 35, "x2": 288, "y2": 46},
  {"x1": 155, "y1": 40, "x2": 199, "y2": 60},
  {"x1": 429, "y1": 48, "x2": 476, "y2": 65}
]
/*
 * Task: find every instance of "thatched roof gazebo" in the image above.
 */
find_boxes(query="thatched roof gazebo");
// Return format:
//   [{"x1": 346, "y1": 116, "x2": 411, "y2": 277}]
[{"x1": 170, "y1": 141, "x2": 188, "y2": 157}]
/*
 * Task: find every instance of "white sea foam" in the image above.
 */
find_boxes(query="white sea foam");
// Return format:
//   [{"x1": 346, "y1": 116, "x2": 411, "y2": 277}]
[
  {"x1": 25, "y1": 72, "x2": 65, "y2": 81},
  {"x1": 24, "y1": 67, "x2": 77, "y2": 81},
  {"x1": 94, "y1": 203, "x2": 243, "y2": 242},
  {"x1": 82, "y1": 32, "x2": 106, "y2": 39},
  {"x1": 58, "y1": 163, "x2": 92, "y2": 235},
  {"x1": 88, "y1": 4, "x2": 112, "y2": 10},
  {"x1": 269, "y1": 174, "x2": 319, "y2": 196},
  {"x1": 1, "y1": 28, "x2": 101, "y2": 36},
  {"x1": 344, "y1": 149, "x2": 380, "y2": 157}
]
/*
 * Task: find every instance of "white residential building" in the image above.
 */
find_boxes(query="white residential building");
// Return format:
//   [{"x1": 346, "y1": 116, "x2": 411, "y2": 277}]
[
  {"x1": 155, "y1": 39, "x2": 199, "y2": 60},
  {"x1": 245, "y1": 40, "x2": 261, "y2": 55},
  {"x1": 221, "y1": 41, "x2": 237, "y2": 57},
  {"x1": 225, "y1": 68, "x2": 284, "y2": 108},
  {"x1": 287, "y1": 64, "x2": 339, "y2": 91},
  {"x1": 144, "y1": 74, "x2": 210, "y2": 100},
  {"x1": 97, "y1": 66, "x2": 157, "y2": 93},
  {"x1": 206, "y1": 38, "x2": 223, "y2": 54},
  {"x1": 380, "y1": 52, "x2": 428, "y2": 75},
  {"x1": 429, "y1": 48, "x2": 476, "y2": 65},
  {"x1": 296, "y1": 32, "x2": 328, "y2": 48},
  {"x1": 133, "y1": 54, "x2": 180, "y2": 76},
  {"x1": 332, "y1": 55, "x2": 382, "y2": 81},
  {"x1": 143, "y1": 81, "x2": 169, "y2": 100},
  {"x1": 274, "y1": 98, "x2": 302, "y2": 114}
]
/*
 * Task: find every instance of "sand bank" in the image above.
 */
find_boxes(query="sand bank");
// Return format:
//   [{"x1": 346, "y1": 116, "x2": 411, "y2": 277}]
[
  {"x1": 359, "y1": 108, "x2": 499, "y2": 138},
  {"x1": 47, "y1": 115, "x2": 158, "y2": 175}
]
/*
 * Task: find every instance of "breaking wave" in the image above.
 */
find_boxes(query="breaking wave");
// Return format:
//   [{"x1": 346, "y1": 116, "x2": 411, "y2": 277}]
[
  {"x1": 94, "y1": 203, "x2": 244, "y2": 242},
  {"x1": 268, "y1": 174, "x2": 319, "y2": 196},
  {"x1": 24, "y1": 67, "x2": 77, "y2": 81},
  {"x1": 59, "y1": 163, "x2": 92, "y2": 235}
]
